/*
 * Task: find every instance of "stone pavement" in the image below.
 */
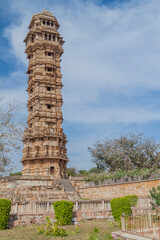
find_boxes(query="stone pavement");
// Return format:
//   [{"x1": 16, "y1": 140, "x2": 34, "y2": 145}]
[{"x1": 112, "y1": 231, "x2": 154, "y2": 240}]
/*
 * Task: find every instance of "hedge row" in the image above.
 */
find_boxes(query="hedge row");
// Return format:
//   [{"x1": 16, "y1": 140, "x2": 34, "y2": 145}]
[
  {"x1": 110, "y1": 195, "x2": 138, "y2": 221},
  {"x1": 0, "y1": 199, "x2": 11, "y2": 230}
]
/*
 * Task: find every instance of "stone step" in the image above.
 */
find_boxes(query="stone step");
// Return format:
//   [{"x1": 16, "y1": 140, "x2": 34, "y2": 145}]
[{"x1": 59, "y1": 179, "x2": 77, "y2": 192}]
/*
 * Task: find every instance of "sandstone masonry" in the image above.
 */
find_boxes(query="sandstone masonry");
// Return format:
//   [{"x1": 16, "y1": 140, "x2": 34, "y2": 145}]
[{"x1": 22, "y1": 10, "x2": 68, "y2": 177}]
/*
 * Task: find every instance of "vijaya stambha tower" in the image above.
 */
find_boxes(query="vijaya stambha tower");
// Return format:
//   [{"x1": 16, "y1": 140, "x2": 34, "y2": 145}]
[{"x1": 22, "y1": 10, "x2": 68, "y2": 178}]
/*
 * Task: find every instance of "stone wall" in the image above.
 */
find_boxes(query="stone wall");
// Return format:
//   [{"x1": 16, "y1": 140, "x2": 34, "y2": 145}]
[
  {"x1": 8, "y1": 199, "x2": 112, "y2": 227},
  {"x1": 0, "y1": 175, "x2": 79, "y2": 201},
  {"x1": 9, "y1": 210, "x2": 112, "y2": 227},
  {"x1": 76, "y1": 178, "x2": 160, "y2": 200}
]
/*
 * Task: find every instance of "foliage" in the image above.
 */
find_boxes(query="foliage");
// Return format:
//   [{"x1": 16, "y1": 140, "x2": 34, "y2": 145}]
[
  {"x1": 84, "y1": 167, "x2": 160, "y2": 183},
  {"x1": 37, "y1": 217, "x2": 67, "y2": 236},
  {"x1": 89, "y1": 167, "x2": 104, "y2": 174},
  {"x1": 85, "y1": 226, "x2": 100, "y2": 240},
  {"x1": 111, "y1": 196, "x2": 132, "y2": 221},
  {"x1": 78, "y1": 170, "x2": 89, "y2": 175},
  {"x1": 0, "y1": 102, "x2": 23, "y2": 175},
  {"x1": 126, "y1": 195, "x2": 138, "y2": 207},
  {"x1": 53, "y1": 200, "x2": 74, "y2": 225},
  {"x1": 0, "y1": 199, "x2": 11, "y2": 230},
  {"x1": 67, "y1": 171, "x2": 76, "y2": 177},
  {"x1": 105, "y1": 233, "x2": 121, "y2": 240},
  {"x1": 88, "y1": 133, "x2": 160, "y2": 171},
  {"x1": 9, "y1": 171, "x2": 22, "y2": 176},
  {"x1": 149, "y1": 185, "x2": 160, "y2": 210}
]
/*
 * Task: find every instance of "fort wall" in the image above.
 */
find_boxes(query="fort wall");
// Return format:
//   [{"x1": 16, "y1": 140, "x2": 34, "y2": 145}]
[{"x1": 70, "y1": 176, "x2": 160, "y2": 200}]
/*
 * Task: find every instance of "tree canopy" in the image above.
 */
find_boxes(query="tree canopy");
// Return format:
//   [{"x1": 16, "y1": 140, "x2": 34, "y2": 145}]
[
  {"x1": 149, "y1": 185, "x2": 160, "y2": 210},
  {"x1": 88, "y1": 133, "x2": 160, "y2": 172},
  {"x1": 0, "y1": 102, "x2": 23, "y2": 175}
]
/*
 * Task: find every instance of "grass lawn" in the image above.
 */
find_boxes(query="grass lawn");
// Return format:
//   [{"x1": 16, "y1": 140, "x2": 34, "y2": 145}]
[{"x1": 0, "y1": 220, "x2": 120, "y2": 240}]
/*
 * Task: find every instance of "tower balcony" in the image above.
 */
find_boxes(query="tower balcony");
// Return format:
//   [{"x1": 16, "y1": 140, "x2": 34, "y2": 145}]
[
  {"x1": 22, "y1": 154, "x2": 68, "y2": 162},
  {"x1": 29, "y1": 59, "x2": 58, "y2": 68},
  {"x1": 23, "y1": 127, "x2": 58, "y2": 139},
  {"x1": 27, "y1": 111, "x2": 58, "y2": 122},
  {"x1": 25, "y1": 39, "x2": 63, "y2": 54}
]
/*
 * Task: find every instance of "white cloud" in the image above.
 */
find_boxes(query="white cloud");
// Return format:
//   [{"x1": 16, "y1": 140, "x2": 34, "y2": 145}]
[{"x1": 2, "y1": 0, "x2": 160, "y2": 169}]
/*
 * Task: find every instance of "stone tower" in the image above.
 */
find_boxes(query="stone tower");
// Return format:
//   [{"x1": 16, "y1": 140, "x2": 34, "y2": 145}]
[{"x1": 22, "y1": 10, "x2": 68, "y2": 178}]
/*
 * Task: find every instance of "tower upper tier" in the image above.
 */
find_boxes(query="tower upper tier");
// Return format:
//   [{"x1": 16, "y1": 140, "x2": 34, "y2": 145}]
[{"x1": 24, "y1": 10, "x2": 64, "y2": 57}]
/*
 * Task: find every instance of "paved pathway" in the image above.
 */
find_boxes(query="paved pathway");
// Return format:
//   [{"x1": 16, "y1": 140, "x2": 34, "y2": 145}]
[{"x1": 112, "y1": 231, "x2": 153, "y2": 240}]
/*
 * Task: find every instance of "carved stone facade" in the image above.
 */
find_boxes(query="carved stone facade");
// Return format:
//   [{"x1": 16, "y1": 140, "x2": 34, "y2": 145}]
[{"x1": 22, "y1": 10, "x2": 68, "y2": 178}]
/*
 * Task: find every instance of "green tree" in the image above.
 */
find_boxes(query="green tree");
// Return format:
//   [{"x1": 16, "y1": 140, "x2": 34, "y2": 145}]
[
  {"x1": 88, "y1": 133, "x2": 160, "y2": 171},
  {"x1": 149, "y1": 185, "x2": 160, "y2": 210}
]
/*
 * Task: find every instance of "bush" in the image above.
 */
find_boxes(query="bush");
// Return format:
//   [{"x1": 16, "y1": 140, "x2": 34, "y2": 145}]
[
  {"x1": 53, "y1": 200, "x2": 74, "y2": 225},
  {"x1": 67, "y1": 171, "x2": 75, "y2": 177},
  {"x1": 0, "y1": 199, "x2": 11, "y2": 230},
  {"x1": 78, "y1": 170, "x2": 89, "y2": 175},
  {"x1": 126, "y1": 195, "x2": 138, "y2": 207},
  {"x1": 111, "y1": 196, "x2": 131, "y2": 221},
  {"x1": 9, "y1": 172, "x2": 22, "y2": 176}
]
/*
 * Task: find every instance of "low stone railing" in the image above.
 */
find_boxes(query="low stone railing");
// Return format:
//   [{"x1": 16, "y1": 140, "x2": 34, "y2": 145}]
[
  {"x1": 10, "y1": 199, "x2": 111, "y2": 214},
  {"x1": 10, "y1": 198, "x2": 151, "y2": 215},
  {"x1": 81, "y1": 174, "x2": 160, "y2": 188}
]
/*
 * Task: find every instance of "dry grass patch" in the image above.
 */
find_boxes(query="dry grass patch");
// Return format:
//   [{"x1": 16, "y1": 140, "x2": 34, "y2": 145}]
[{"x1": 0, "y1": 220, "x2": 120, "y2": 240}]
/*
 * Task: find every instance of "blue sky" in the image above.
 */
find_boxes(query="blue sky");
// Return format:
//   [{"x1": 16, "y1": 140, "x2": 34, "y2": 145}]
[{"x1": 1, "y1": 0, "x2": 160, "y2": 172}]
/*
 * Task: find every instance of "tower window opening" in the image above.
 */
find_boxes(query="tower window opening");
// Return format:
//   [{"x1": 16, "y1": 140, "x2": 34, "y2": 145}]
[
  {"x1": 47, "y1": 87, "x2": 51, "y2": 91},
  {"x1": 30, "y1": 88, "x2": 33, "y2": 94},
  {"x1": 28, "y1": 54, "x2": 33, "y2": 59},
  {"x1": 49, "y1": 35, "x2": 51, "y2": 41},
  {"x1": 48, "y1": 68, "x2": 52, "y2": 72},
  {"x1": 43, "y1": 20, "x2": 45, "y2": 25},
  {"x1": 50, "y1": 166, "x2": 54, "y2": 175},
  {"x1": 45, "y1": 34, "x2": 47, "y2": 40},
  {"x1": 29, "y1": 123, "x2": 32, "y2": 128},
  {"x1": 48, "y1": 52, "x2": 52, "y2": 56},
  {"x1": 32, "y1": 36, "x2": 35, "y2": 42},
  {"x1": 29, "y1": 106, "x2": 33, "y2": 111},
  {"x1": 47, "y1": 105, "x2": 51, "y2": 109},
  {"x1": 53, "y1": 35, "x2": 55, "y2": 41},
  {"x1": 47, "y1": 21, "x2": 50, "y2": 26},
  {"x1": 51, "y1": 22, "x2": 53, "y2": 26}
]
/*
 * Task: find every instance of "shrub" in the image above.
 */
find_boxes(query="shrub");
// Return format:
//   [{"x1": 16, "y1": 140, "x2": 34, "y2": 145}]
[
  {"x1": 53, "y1": 200, "x2": 74, "y2": 225},
  {"x1": 126, "y1": 195, "x2": 138, "y2": 207},
  {"x1": 0, "y1": 199, "x2": 11, "y2": 230},
  {"x1": 78, "y1": 170, "x2": 89, "y2": 175},
  {"x1": 9, "y1": 172, "x2": 22, "y2": 176},
  {"x1": 111, "y1": 196, "x2": 131, "y2": 221},
  {"x1": 67, "y1": 171, "x2": 75, "y2": 177},
  {"x1": 37, "y1": 217, "x2": 67, "y2": 236}
]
